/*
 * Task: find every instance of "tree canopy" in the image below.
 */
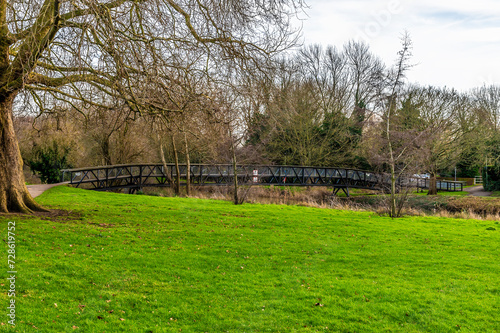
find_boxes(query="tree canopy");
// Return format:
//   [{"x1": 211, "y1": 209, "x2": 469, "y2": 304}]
[{"x1": 0, "y1": 0, "x2": 305, "y2": 213}]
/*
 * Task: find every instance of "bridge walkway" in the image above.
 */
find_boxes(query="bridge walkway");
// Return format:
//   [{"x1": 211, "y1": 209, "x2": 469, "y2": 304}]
[{"x1": 60, "y1": 164, "x2": 465, "y2": 196}]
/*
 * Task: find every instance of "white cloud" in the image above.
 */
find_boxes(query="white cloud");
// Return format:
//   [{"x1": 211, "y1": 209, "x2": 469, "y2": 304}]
[{"x1": 297, "y1": 0, "x2": 500, "y2": 90}]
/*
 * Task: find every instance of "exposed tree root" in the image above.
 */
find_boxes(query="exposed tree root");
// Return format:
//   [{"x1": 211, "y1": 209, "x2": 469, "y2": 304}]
[{"x1": 0, "y1": 187, "x2": 48, "y2": 214}]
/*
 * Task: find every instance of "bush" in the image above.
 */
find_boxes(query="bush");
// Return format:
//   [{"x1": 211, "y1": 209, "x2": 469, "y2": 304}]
[
  {"x1": 26, "y1": 141, "x2": 72, "y2": 184},
  {"x1": 482, "y1": 166, "x2": 500, "y2": 191}
]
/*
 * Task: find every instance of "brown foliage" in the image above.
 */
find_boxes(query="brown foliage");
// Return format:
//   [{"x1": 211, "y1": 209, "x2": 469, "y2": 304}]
[{"x1": 444, "y1": 197, "x2": 500, "y2": 216}]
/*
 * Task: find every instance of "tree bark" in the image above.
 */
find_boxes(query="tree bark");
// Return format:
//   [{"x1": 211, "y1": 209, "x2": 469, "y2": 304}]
[
  {"x1": 390, "y1": 163, "x2": 397, "y2": 218},
  {"x1": 101, "y1": 137, "x2": 112, "y2": 166},
  {"x1": 232, "y1": 148, "x2": 239, "y2": 205},
  {"x1": 230, "y1": 134, "x2": 239, "y2": 205},
  {"x1": 427, "y1": 172, "x2": 438, "y2": 195},
  {"x1": 0, "y1": 94, "x2": 46, "y2": 213},
  {"x1": 183, "y1": 130, "x2": 191, "y2": 196},
  {"x1": 159, "y1": 142, "x2": 174, "y2": 186},
  {"x1": 387, "y1": 107, "x2": 397, "y2": 218},
  {"x1": 172, "y1": 135, "x2": 181, "y2": 196}
]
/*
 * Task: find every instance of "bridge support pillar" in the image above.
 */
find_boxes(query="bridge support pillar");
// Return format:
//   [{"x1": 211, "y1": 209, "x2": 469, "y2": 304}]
[{"x1": 333, "y1": 186, "x2": 350, "y2": 197}]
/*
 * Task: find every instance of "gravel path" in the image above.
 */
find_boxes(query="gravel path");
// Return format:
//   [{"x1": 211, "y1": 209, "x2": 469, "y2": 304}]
[
  {"x1": 464, "y1": 185, "x2": 492, "y2": 197},
  {"x1": 27, "y1": 182, "x2": 69, "y2": 198}
]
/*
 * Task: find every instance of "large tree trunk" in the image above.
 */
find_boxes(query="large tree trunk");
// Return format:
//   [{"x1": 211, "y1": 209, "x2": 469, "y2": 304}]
[
  {"x1": 0, "y1": 95, "x2": 46, "y2": 213},
  {"x1": 427, "y1": 172, "x2": 438, "y2": 195}
]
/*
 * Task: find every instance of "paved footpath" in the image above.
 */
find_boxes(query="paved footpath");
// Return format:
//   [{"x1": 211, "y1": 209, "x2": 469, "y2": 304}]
[
  {"x1": 464, "y1": 185, "x2": 492, "y2": 197},
  {"x1": 27, "y1": 182, "x2": 69, "y2": 198}
]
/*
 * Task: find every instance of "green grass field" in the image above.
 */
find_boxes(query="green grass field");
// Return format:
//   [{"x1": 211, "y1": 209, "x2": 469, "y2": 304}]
[{"x1": 1, "y1": 186, "x2": 499, "y2": 332}]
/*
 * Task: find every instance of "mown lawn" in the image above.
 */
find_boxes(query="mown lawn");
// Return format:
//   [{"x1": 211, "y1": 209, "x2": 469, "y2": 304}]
[{"x1": 1, "y1": 186, "x2": 499, "y2": 332}]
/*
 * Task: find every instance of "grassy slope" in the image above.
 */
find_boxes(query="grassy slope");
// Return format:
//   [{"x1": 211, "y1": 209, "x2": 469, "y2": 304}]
[{"x1": 1, "y1": 186, "x2": 499, "y2": 332}]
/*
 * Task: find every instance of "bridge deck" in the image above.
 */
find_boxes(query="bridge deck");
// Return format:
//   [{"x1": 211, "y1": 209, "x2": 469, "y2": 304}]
[{"x1": 60, "y1": 164, "x2": 465, "y2": 195}]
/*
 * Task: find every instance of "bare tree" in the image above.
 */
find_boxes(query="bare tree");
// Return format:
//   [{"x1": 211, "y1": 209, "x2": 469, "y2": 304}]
[
  {"x1": 472, "y1": 86, "x2": 500, "y2": 167},
  {"x1": 243, "y1": 41, "x2": 387, "y2": 168},
  {"x1": 415, "y1": 87, "x2": 461, "y2": 195},
  {"x1": 0, "y1": 0, "x2": 304, "y2": 213},
  {"x1": 344, "y1": 40, "x2": 385, "y2": 109},
  {"x1": 365, "y1": 33, "x2": 414, "y2": 218},
  {"x1": 474, "y1": 85, "x2": 500, "y2": 132},
  {"x1": 79, "y1": 101, "x2": 143, "y2": 166}
]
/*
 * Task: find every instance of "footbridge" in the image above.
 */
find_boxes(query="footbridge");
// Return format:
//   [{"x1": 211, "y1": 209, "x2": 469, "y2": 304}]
[{"x1": 60, "y1": 164, "x2": 464, "y2": 196}]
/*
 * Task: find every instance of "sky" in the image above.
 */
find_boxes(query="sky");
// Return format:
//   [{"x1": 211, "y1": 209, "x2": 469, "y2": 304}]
[{"x1": 296, "y1": 0, "x2": 500, "y2": 92}]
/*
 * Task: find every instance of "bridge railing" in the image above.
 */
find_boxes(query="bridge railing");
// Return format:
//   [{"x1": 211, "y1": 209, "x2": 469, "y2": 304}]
[
  {"x1": 416, "y1": 178, "x2": 465, "y2": 192},
  {"x1": 60, "y1": 164, "x2": 465, "y2": 193},
  {"x1": 60, "y1": 164, "x2": 387, "y2": 190}
]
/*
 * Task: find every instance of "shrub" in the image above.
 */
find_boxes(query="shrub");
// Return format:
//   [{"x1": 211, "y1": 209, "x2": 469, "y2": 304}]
[
  {"x1": 483, "y1": 166, "x2": 500, "y2": 191},
  {"x1": 26, "y1": 141, "x2": 72, "y2": 184}
]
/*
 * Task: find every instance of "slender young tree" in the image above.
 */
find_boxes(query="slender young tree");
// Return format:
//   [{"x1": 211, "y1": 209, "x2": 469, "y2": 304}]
[{"x1": 366, "y1": 33, "x2": 413, "y2": 218}]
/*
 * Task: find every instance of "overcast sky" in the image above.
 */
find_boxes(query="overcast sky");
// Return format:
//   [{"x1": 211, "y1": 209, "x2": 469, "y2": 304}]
[{"x1": 296, "y1": 0, "x2": 500, "y2": 92}]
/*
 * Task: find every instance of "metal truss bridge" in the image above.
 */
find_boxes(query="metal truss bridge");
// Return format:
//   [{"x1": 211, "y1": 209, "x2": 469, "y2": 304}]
[{"x1": 60, "y1": 164, "x2": 464, "y2": 196}]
